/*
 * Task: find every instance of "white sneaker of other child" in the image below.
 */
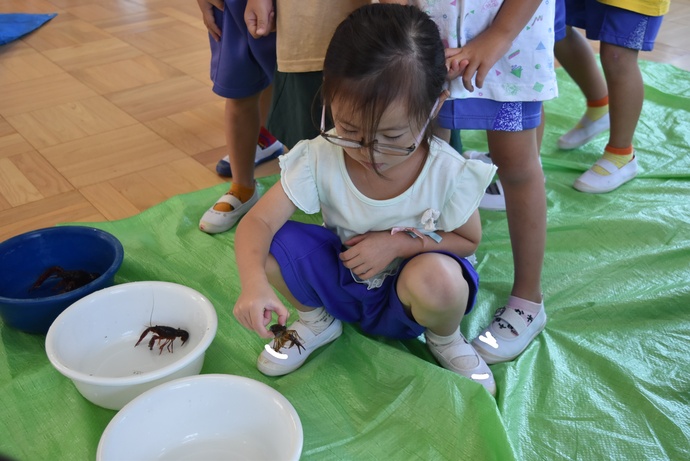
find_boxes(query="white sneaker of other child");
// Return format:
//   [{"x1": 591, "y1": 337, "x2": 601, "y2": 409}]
[
  {"x1": 426, "y1": 328, "x2": 496, "y2": 396},
  {"x1": 257, "y1": 308, "x2": 343, "y2": 376},
  {"x1": 215, "y1": 126, "x2": 284, "y2": 177},
  {"x1": 471, "y1": 296, "x2": 547, "y2": 365}
]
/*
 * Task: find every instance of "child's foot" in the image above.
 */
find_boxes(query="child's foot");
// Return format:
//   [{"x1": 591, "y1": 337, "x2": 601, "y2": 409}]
[
  {"x1": 573, "y1": 150, "x2": 637, "y2": 194},
  {"x1": 199, "y1": 183, "x2": 259, "y2": 234},
  {"x1": 558, "y1": 113, "x2": 610, "y2": 150},
  {"x1": 216, "y1": 127, "x2": 284, "y2": 177},
  {"x1": 257, "y1": 310, "x2": 342, "y2": 376},
  {"x1": 471, "y1": 296, "x2": 547, "y2": 364},
  {"x1": 426, "y1": 329, "x2": 496, "y2": 396}
]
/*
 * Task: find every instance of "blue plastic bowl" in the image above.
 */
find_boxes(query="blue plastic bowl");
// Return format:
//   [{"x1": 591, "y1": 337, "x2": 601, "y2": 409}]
[{"x1": 0, "y1": 226, "x2": 124, "y2": 334}]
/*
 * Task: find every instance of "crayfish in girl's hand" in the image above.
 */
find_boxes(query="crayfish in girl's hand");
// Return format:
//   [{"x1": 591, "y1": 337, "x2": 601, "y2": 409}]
[
  {"x1": 269, "y1": 324, "x2": 305, "y2": 354},
  {"x1": 135, "y1": 325, "x2": 189, "y2": 355}
]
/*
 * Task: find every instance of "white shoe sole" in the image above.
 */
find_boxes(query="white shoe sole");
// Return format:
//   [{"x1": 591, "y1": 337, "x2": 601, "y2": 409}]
[{"x1": 558, "y1": 113, "x2": 610, "y2": 150}]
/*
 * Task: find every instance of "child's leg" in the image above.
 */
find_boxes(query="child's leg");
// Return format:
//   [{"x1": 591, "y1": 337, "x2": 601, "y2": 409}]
[
  {"x1": 487, "y1": 129, "x2": 545, "y2": 304},
  {"x1": 470, "y1": 129, "x2": 548, "y2": 364},
  {"x1": 573, "y1": 43, "x2": 640, "y2": 193},
  {"x1": 556, "y1": 26, "x2": 608, "y2": 103},
  {"x1": 555, "y1": 26, "x2": 611, "y2": 149},
  {"x1": 224, "y1": 93, "x2": 263, "y2": 191},
  {"x1": 215, "y1": 85, "x2": 283, "y2": 177},
  {"x1": 600, "y1": 43, "x2": 642, "y2": 150},
  {"x1": 397, "y1": 253, "x2": 496, "y2": 395},
  {"x1": 397, "y1": 253, "x2": 469, "y2": 335},
  {"x1": 199, "y1": 93, "x2": 265, "y2": 234}
]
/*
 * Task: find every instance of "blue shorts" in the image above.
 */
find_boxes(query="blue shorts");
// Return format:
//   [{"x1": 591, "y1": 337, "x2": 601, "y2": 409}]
[
  {"x1": 555, "y1": 0, "x2": 566, "y2": 42},
  {"x1": 209, "y1": 0, "x2": 276, "y2": 98},
  {"x1": 269, "y1": 221, "x2": 480, "y2": 340},
  {"x1": 564, "y1": 0, "x2": 664, "y2": 51},
  {"x1": 438, "y1": 99, "x2": 542, "y2": 132}
]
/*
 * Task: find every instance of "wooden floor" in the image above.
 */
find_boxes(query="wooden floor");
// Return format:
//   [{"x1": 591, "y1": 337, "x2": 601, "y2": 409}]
[{"x1": 1, "y1": 0, "x2": 690, "y2": 241}]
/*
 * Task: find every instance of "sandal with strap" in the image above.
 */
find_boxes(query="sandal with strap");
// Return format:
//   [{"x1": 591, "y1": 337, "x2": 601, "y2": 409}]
[
  {"x1": 199, "y1": 187, "x2": 259, "y2": 234},
  {"x1": 471, "y1": 297, "x2": 547, "y2": 364}
]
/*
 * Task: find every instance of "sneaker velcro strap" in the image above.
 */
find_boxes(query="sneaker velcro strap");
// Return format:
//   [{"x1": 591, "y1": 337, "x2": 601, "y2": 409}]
[
  {"x1": 496, "y1": 308, "x2": 528, "y2": 334},
  {"x1": 214, "y1": 193, "x2": 243, "y2": 209},
  {"x1": 592, "y1": 158, "x2": 619, "y2": 175}
]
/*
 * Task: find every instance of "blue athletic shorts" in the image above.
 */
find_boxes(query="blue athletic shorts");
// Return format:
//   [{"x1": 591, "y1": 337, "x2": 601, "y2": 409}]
[
  {"x1": 209, "y1": 0, "x2": 276, "y2": 98},
  {"x1": 564, "y1": 0, "x2": 664, "y2": 51},
  {"x1": 437, "y1": 99, "x2": 543, "y2": 132},
  {"x1": 269, "y1": 221, "x2": 480, "y2": 340},
  {"x1": 555, "y1": 0, "x2": 566, "y2": 42}
]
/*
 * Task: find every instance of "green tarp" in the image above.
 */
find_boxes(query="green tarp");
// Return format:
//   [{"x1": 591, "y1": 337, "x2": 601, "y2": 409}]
[{"x1": 1, "y1": 60, "x2": 689, "y2": 460}]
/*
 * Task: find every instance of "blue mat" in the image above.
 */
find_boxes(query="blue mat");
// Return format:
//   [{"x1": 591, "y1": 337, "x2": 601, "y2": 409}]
[{"x1": 0, "y1": 13, "x2": 57, "y2": 46}]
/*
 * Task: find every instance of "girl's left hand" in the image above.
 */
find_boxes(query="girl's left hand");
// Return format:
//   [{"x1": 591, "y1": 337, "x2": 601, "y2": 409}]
[
  {"x1": 445, "y1": 28, "x2": 511, "y2": 92},
  {"x1": 340, "y1": 231, "x2": 403, "y2": 280}
]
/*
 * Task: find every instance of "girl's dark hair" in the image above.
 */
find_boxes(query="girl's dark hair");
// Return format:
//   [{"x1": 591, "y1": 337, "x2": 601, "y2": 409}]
[{"x1": 322, "y1": 3, "x2": 446, "y2": 163}]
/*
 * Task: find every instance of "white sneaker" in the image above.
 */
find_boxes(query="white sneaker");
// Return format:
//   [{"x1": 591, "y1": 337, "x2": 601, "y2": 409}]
[
  {"x1": 480, "y1": 181, "x2": 506, "y2": 211},
  {"x1": 215, "y1": 127, "x2": 284, "y2": 177},
  {"x1": 463, "y1": 150, "x2": 493, "y2": 165},
  {"x1": 199, "y1": 186, "x2": 259, "y2": 234},
  {"x1": 472, "y1": 301, "x2": 547, "y2": 365},
  {"x1": 558, "y1": 113, "x2": 610, "y2": 150},
  {"x1": 258, "y1": 316, "x2": 342, "y2": 376},
  {"x1": 427, "y1": 331, "x2": 496, "y2": 396},
  {"x1": 463, "y1": 152, "x2": 506, "y2": 211},
  {"x1": 573, "y1": 155, "x2": 638, "y2": 193}
]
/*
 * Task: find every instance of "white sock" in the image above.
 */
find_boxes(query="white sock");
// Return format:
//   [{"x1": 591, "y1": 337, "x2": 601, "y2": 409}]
[
  {"x1": 297, "y1": 307, "x2": 333, "y2": 334},
  {"x1": 425, "y1": 327, "x2": 462, "y2": 348}
]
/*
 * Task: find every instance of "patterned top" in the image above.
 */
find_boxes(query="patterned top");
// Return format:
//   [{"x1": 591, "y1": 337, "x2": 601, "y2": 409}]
[{"x1": 418, "y1": 0, "x2": 558, "y2": 102}]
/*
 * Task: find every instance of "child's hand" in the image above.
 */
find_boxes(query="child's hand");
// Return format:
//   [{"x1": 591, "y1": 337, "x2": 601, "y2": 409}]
[
  {"x1": 340, "y1": 231, "x2": 403, "y2": 280},
  {"x1": 244, "y1": 0, "x2": 276, "y2": 38},
  {"x1": 444, "y1": 28, "x2": 512, "y2": 92},
  {"x1": 196, "y1": 0, "x2": 224, "y2": 42},
  {"x1": 233, "y1": 287, "x2": 289, "y2": 339}
]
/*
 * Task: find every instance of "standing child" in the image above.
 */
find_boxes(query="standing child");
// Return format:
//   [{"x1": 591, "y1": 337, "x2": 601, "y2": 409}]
[
  {"x1": 233, "y1": 4, "x2": 498, "y2": 395},
  {"x1": 196, "y1": 0, "x2": 284, "y2": 234},
  {"x1": 556, "y1": 0, "x2": 669, "y2": 193},
  {"x1": 399, "y1": 0, "x2": 555, "y2": 364}
]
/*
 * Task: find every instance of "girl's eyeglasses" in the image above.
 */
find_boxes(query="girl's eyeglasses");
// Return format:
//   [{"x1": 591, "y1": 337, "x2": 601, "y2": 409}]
[{"x1": 319, "y1": 99, "x2": 439, "y2": 157}]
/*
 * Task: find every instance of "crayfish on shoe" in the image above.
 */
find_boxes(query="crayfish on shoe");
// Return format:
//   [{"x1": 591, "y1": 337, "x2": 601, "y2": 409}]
[{"x1": 269, "y1": 324, "x2": 305, "y2": 355}]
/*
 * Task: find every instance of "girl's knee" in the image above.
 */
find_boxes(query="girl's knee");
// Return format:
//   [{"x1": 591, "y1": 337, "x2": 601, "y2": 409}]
[{"x1": 398, "y1": 254, "x2": 469, "y2": 311}]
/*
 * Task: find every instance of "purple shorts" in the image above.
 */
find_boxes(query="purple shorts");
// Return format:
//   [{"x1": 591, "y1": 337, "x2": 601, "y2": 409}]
[
  {"x1": 209, "y1": 0, "x2": 276, "y2": 98},
  {"x1": 564, "y1": 0, "x2": 664, "y2": 51},
  {"x1": 438, "y1": 99, "x2": 542, "y2": 132},
  {"x1": 269, "y1": 221, "x2": 480, "y2": 340},
  {"x1": 555, "y1": 0, "x2": 566, "y2": 42}
]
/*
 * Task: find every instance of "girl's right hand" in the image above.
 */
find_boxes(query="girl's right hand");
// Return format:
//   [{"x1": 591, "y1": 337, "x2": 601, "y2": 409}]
[
  {"x1": 196, "y1": 0, "x2": 224, "y2": 42},
  {"x1": 233, "y1": 287, "x2": 289, "y2": 339}
]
